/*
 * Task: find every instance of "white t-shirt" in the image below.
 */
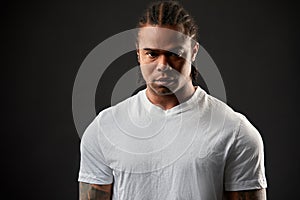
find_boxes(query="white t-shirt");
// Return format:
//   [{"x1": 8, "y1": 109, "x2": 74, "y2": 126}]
[{"x1": 78, "y1": 87, "x2": 267, "y2": 200}]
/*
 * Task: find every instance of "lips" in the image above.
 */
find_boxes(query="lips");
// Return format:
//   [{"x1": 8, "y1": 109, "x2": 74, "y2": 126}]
[
  {"x1": 156, "y1": 78, "x2": 174, "y2": 82},
  {"x1": 154, "y1": 77, "x2": 175, "y2": 86}
]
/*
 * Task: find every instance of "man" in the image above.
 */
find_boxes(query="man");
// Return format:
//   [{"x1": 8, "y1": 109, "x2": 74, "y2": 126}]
[{"x1": 78, "y1": 1, "x2": 267, "y2": 199}]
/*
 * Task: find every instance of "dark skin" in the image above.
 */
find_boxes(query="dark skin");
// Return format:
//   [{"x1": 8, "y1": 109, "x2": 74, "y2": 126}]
[
  {"x1": 79, "y1": 182, "x2": 113, "y2": 200},
  {"x1": 224, "y1": 189, "x2": 267, "y2": 200},
  {"x1": 79, "y1": 182, "x2": 266, "y2": 200}
]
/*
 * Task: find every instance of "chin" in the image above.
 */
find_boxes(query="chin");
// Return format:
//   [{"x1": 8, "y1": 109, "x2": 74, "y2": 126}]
[
  {"x1": 150, "y1": 84, "x2": 177, "y2": 96},
  {"x1": 156, "y1": 89, "x2": 173, "y2": 96}
]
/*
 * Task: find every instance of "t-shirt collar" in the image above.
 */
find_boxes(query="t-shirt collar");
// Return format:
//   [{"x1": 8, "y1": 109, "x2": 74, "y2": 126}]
[{"x1": 140, "y1": 86, "x2": 203, "y2": 115}]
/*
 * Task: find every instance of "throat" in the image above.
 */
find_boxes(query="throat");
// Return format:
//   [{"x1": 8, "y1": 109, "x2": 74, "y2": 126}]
[{"x1": 147, "y1": 93, "x2": 179, "y2": 110}]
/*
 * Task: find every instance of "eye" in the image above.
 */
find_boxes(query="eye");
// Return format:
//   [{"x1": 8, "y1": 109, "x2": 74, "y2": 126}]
[
  {"x1": 171, "y1": 52, "x2": 181, "y2": 57},
  {"x1": 168, "y1": 49, "x2": 184, "y2": 58},
  {"x1": 146, "y1": 51, "x2": 158, "y2": 58}
]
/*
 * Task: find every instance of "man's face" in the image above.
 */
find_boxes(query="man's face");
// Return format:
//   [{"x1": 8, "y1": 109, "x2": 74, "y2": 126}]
[{"x1": 137, "y1": 25, "x2": 197, "y2": 95}]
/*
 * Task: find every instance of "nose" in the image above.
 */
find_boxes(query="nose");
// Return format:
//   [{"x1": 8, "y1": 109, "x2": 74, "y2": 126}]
[{"x1": 156, "y1": 55, "x2": 169, "y2": 71}]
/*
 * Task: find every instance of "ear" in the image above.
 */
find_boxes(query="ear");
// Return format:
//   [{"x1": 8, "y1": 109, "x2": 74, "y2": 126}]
[{"x1": 191, "y1": 42, "x2": 199, "y2": 62}]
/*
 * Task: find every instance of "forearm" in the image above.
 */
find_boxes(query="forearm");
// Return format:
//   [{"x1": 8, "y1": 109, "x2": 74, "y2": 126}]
[
  {"x1": 224, "y1": 189, "x2": 267, "y2": 200},
  {"x1": 79, "y1": 182, "x2": 112, "y2": 200}
]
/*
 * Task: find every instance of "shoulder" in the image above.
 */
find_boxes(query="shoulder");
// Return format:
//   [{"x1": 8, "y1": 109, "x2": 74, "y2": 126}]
[
  {"x1": 96, "y1": 90, "x2": 143, "y2": 122},
  {"x1": 199, "y1": 89, "x2": 261, "y2": 141},
  {"x1": 199, "y1": 89, "x2": 243, "y2": 127},
  {"x1": 82, "y1": 89, "x2": 143, "y2": 134},
  {"x1": 81, "y1": 90, "x2": 145, "y2": 152},
  {"x1": 85, "y1": 90, "x2": 145, "y2": 137},
  {"x1": 206, "y1": 93, "x2": 263, "y2": 152}
]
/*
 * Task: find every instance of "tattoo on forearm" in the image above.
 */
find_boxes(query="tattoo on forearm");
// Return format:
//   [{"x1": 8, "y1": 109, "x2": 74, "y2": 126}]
[{"x1": 80, "y1": 182, "x2": 112, "y2": 200}]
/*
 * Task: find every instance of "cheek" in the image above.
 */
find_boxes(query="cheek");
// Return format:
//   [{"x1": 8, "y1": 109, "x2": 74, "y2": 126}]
[
  {"x1": 182, "y1": 53, "x2": 193, "y2": 76},
  {"x1": 140, "y1": 66, "x2": 148, "y2": 79},
  {"x1": 173, "y1": 59, "x2": 191, "y2": 76},
  {"x1": 140, "y1": 64, "x2": 155, "y2": 81},
  {"x1": 184, "y1": 62, "x2": 192, "y2": 75}
]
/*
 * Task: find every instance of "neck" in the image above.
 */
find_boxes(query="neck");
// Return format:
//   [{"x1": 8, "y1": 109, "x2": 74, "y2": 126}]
[{"x1": 146, "y1": 83, "x2": 196, "y2": 110}]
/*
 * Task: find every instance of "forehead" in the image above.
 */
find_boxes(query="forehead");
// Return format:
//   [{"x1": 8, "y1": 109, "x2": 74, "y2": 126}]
[{"x1": 137, "y1": 26, "x2": 191, "y2": 50}]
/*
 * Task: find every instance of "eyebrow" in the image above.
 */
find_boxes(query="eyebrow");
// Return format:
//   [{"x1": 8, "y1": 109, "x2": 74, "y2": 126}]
[
  {"x1": 142, "y1": 47, "x2": 184, "y2": 52},
  {"x1": 142, "y1": 48, "x2": 157, "y2": 51}
]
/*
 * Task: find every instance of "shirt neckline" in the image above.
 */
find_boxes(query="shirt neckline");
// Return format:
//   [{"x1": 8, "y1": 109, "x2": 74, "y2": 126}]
[{"x1": 140, "y1": 86, "x2": 203, "y2": 115}]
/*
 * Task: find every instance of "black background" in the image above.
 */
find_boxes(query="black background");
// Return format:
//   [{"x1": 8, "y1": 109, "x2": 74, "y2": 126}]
[{"x1": 3, "y1": 0, "x2": 299, "y2": 199}]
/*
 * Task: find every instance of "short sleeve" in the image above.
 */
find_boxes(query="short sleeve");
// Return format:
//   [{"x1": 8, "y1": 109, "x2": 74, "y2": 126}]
[
  {"x1": 224, "y1": 115, "x2": 267, "y2": 191},
  {"x1": 78, "y1": 117, "x2": 113, "y2": 184}
]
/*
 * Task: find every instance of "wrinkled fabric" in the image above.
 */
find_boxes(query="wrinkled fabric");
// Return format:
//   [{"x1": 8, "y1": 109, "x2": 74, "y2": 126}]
[{"x1": 78, "y1": 87, "x2": 267, "y2": 200}]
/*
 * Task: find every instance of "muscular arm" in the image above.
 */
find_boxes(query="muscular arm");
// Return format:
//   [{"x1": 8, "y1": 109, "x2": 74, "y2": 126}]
[
  {"x1": 79, "y1": 182, "x2": 113, "y2": 200},
  {"x1": 224, "y1": 189, "x2": 267, "y2": 200}
]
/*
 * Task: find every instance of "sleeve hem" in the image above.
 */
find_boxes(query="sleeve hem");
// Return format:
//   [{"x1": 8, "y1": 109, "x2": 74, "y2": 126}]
[
  {"x1": 224, "y1": 178, "x2": 267, "y2": 191},
  {"x1": 78, "y1": 173, "x2": 113, "y2": 185}
]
